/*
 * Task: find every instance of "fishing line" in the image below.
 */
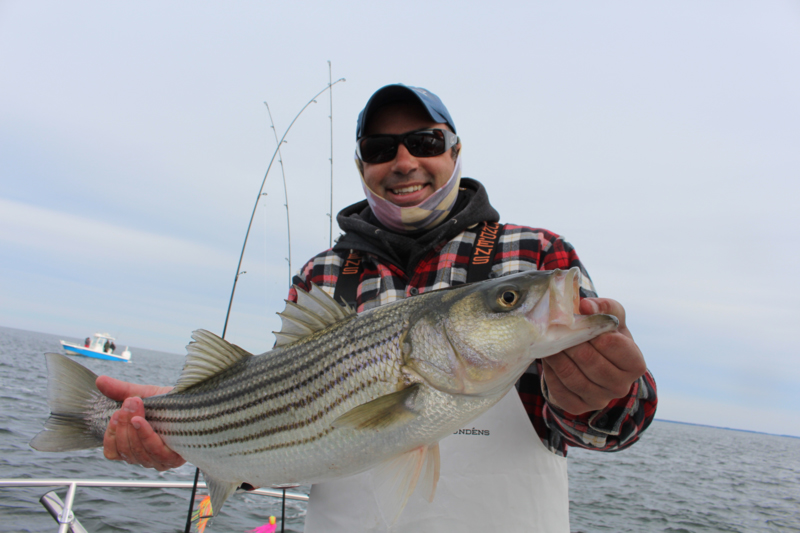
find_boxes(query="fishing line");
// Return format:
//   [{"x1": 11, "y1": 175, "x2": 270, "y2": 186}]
[{"x1": 182, "y1": 72, "x2": 345, "y2": 533}]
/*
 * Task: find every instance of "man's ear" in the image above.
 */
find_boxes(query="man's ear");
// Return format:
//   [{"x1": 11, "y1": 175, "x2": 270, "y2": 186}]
[{"x1": 452, "y1": 142, "x2": 461, "y2": 160}]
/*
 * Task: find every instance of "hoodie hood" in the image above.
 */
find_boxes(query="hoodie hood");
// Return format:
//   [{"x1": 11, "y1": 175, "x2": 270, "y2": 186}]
[{"x1": 333, "y1": 178, "x2": 500, "y2": 272}]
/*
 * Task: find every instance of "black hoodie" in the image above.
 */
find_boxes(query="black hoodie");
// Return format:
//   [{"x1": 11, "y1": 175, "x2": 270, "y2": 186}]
[{"x1": 331, "y1": 178, "x2": 500, "y2": 273}]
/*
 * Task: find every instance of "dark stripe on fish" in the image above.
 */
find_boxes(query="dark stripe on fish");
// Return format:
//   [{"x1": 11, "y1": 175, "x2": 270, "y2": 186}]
[
  {"x1": 151, "y1": 324, "x2": 399, "y2": 413},
  {"x1": 147, "y1": 333, "x2": 400, "y2": 425},
  {"x1": 167, "y1": 377, "x2": 377, "y2": 447}
]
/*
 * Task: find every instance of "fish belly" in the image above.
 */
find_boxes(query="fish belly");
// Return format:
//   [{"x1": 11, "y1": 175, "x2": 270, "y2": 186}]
[{"x1": 151, "y1": 384, "x2": 502, "y2": 487}]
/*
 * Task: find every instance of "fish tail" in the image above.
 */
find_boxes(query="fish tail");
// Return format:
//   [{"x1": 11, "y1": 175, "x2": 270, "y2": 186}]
[{"x1": 30, "y1": 353, "x2": 118, "y2": 452}]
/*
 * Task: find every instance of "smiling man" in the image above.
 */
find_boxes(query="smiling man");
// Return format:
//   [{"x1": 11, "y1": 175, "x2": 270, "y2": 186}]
[
  {"x1": 286, "y1": 84, "x2": 658, "y2": 532},
  {"x1": 99, "y1": 84, "x2": 657, "y2": 532},
  {"x1": 358, "y1": 98, "x2": 460, "y2": 211}
]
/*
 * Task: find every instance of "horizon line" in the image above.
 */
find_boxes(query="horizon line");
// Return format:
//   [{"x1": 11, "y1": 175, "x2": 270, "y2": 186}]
[{"x1": 654, "y1": 418, "x2": 799, "y2": 440}]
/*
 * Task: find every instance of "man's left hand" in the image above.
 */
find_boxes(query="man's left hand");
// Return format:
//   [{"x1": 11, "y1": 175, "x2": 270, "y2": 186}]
[{"x1": 541, "y1": 298, "x2": 647, "y2": 415}]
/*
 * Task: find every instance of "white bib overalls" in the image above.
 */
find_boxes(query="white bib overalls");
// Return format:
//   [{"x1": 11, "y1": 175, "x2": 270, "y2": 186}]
[{"x1": 303, "y1": 389, "x2": 570, "y2": 532}]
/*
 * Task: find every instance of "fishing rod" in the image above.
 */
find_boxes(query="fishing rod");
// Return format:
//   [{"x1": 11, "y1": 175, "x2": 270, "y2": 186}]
[
  {"x1": 328, "y1": 60, "x2": 335, "y2": 248},
  {"x1": 220, "y1": 76, "x2": 345, "y2": 340},
  {"x1": 264, "y1": 100, "x2": 292, "y2": 287},
  {"x1": 183, "y1": 74, "x2": 345, "y2": 533}
]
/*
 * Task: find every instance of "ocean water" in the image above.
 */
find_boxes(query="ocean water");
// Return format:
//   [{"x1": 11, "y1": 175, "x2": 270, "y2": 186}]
[{"x1": 1, "y1": 325, "x2": 798, "y2": 532}]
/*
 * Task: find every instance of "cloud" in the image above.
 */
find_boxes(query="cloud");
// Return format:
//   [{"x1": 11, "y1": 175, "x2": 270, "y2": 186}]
[
  {"x1": 0, "y1": 197, "x2": 234, "y2": 272},
  {"x1": 1, "y1": 1, "x2": 799, "y2": 438}
]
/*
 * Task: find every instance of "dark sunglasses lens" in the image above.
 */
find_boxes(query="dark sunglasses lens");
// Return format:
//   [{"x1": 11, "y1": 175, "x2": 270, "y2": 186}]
[
  {"x1": 360, "y1": 137, "x2": 397, "y2": 163},
  {"x1": 405, "y1": 131, "x2": 446, "y2": 157},
  {"x1": 359, "y1": 130, "x2": 451, "y2": 163}
]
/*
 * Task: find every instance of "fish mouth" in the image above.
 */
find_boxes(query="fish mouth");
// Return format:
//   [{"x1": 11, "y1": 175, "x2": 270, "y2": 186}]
[
  {"x1": 524, "y1": 267, "x2": 619, "y2": 359},
  {"x1": 526, "y1": 267, "x2": 581, "y2": 329},
  {"x1": 548, "y1": 268, "x2": 582, "y2": 326}
]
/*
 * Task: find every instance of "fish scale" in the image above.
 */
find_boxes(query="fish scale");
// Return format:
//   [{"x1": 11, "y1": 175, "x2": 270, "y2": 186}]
[
  {"x1": 31, "y1": 268, "x2": 619, "y2": 525},
  {"x1": 147, "y1": 297, "x2": 417, "y2": 463}
]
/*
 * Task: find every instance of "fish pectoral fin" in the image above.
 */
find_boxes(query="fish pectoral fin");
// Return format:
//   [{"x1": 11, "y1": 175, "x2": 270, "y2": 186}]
[
  {"x1": 332, "y1": 384, "x2": 421, "y2": 431},
  {"x1": 173, "y1": 330, "x2": 254, "y2": 392},
  {"x1": 372, "y1": 443, "x2": 440, "y2": 525},
  {"x1": 202, "y1": 472, "x2": 239, "y2": 519}
]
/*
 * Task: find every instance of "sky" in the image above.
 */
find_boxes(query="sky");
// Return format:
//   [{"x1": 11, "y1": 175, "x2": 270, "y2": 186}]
[{"x1": 1, "y1": 1, "x2": 799, "y2": 436}]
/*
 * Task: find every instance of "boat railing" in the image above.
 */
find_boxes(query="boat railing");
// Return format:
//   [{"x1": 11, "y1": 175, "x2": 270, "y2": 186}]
[{"x1": 0, "y1": 478, "x2": 308, "y2": 533}]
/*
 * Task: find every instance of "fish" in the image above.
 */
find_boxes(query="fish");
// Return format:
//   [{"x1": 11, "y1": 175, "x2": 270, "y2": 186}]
[{"x1": 30, "y1": 267, "x2": 618, "y2": 524}]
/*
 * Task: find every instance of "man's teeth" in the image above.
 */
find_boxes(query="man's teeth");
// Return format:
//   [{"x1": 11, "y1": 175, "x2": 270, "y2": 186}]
[{"x1": 391, "y1": 184, "x2": 424, "y2": 195}]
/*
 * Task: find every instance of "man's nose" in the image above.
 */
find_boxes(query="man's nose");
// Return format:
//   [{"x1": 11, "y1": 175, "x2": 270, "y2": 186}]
[{"x1": 391, "y1": 143, "x2": 418, "y2": 174}]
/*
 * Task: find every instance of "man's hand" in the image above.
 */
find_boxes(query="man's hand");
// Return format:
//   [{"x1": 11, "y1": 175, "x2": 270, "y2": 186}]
[
  {"x1": 97, "y1": 376, "x2": 186, "y2": 471},
  {"x1": 542, "y1": 298, "x2": 647, "y2": 415}
]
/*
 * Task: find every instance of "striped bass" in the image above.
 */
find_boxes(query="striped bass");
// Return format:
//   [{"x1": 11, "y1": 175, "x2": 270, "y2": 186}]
[{"x1": 31, "y1": 267, "x2": 617, "y2": 524}]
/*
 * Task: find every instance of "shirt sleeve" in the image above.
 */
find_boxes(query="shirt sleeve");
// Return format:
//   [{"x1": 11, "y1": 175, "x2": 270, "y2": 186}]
[
  {"x1": 509, "y1": 227, "x2": 658, "y2": 456},
  {"x1": 286, "y1": 250, "x2": 340, "y2": 303}
]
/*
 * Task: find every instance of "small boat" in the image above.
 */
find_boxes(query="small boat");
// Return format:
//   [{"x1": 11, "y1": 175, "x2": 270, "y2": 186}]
[{"x1": 60, "y1": 333, "x2": 132, "y2": 363}]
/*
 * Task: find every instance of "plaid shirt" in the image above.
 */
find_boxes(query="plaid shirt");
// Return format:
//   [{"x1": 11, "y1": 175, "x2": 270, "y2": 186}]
[{"x1": 289, "y1": 223, "x2": 657, "y2": 456}]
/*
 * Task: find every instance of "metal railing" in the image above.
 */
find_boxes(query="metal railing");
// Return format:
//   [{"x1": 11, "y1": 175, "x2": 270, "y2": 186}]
[{"x1": 0, "y1": 478, "x2": 308, "y2": 533}]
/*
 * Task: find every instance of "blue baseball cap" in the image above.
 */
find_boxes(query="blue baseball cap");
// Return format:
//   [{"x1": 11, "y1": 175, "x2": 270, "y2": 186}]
[{"x1": 356, "y1": 84, "x2": 456, "y2": 139}]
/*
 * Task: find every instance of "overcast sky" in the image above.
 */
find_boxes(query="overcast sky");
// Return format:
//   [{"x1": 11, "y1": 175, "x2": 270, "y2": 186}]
[{"x1": 1, "y1": 1, "x2": 798, "y2": 436}]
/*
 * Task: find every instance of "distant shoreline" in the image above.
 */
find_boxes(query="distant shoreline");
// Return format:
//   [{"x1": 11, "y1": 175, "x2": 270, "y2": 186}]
[{"x1": 654, "y1": 418, "x2": 799, "y2": 439}]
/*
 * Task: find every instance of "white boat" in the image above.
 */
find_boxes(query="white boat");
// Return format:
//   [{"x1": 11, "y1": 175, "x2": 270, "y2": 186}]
[{"x1": 60, "y1": 333, "x2": 132, "y2": 363}]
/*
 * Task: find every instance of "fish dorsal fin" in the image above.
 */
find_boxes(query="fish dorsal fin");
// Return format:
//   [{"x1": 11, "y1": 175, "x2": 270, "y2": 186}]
[
  {"x1": 173, "y1": 330, "x2": 253, "y2": 392},
  {"x1": 301, "y1": 282, "x2": 353, "y2": 321},
  {"x1": 273, "y1": 283, "x2": 355, "y2": 347}
]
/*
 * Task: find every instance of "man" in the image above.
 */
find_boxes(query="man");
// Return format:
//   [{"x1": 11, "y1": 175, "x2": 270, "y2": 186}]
[{"x1": 99, "y1": 84, "x2": 657, "y2": 531}]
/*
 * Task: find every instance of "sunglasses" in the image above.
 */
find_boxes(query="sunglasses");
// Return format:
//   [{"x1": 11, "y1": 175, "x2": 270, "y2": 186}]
[{"x1": 356, "y1": 129, "x2": 459, "y2": 164}]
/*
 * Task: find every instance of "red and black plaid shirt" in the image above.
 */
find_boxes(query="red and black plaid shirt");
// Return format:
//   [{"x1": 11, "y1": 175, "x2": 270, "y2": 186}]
[{"x1": 289, "y1": 223, "x2": 657, "y2": 456}]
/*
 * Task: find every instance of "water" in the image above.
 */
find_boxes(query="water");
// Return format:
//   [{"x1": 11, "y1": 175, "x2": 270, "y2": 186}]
[
  {"x1": 1, "y1": 325, "x2": 799, "y2": 532},
  {"x1": 0, "y1": 326, "x2": 308, "y2": 532},
  {"x1": 569, "y1": 424, "x2": 800, "y2": 532}
]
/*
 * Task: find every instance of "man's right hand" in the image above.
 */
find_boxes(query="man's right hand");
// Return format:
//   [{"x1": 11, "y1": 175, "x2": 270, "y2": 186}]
[{"x1": 96, "y1": 376, "x2": 186, "y2": 472}]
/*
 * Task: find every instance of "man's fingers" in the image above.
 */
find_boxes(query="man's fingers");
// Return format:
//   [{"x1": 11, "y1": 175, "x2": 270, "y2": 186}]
[
  {"x1": 96, "y1": 376, "x2": 173, "y2": 402},
  {"x1": 103, "y1": 411, "x2": 122, "y2": 461},
  {"x1": 110, "y1": 403, "x2": 135, "y2": 463},
  {"x1": 542, "y1": 353, "x2": 605, "y2": 403},
  {"x1": 98, "y1": 378, "x2": 184, "y2": 472},
  {"x1": 577, "y1": 298, "x2": 646, "y2": 377},
  {"x1": 102, "y1": 398, "x2": 185, "y2": 471},
  {"x1": 560, "y1": 341, "x2": 639, "y2": 399},
  {"x1": 581, "y1": 297, "x2": 635, "y2": 339},
  {"x1": 589, "y1": 333, "x2": 647, "y2": 378},
  {"x1": 133, "y1": 417, "x2": 187, "y2": 471},
  {"x1": 115, "y1": 397, "x2": 144, "y2": 464},
  {"x1": 542, "y1": 297, "x2": 648, "y2": 415},
  {"x1": 561, "y1": 342, "x2": 623, "y2": 388},
  {"x1": 543, "y1": 347, "x2": 633, "y2": 414},
  {"x1": 541, "y1": 359, "x2": 591, "y2": 414},
  {"x1": 119, "y1": 397, "x2": 155, "y2": 467},
  {"x1": 544, "y1": 347, "x2": 615, "y2": 397}
]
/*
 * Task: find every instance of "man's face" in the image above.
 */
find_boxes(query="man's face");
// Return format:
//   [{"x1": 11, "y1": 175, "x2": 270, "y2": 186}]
[{"x1": 361, "y1": 102, "x2": 458, "y2": 207}]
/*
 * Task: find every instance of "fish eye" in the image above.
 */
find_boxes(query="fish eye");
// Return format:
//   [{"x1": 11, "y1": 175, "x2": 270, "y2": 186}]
[{"x1": 498, "y1": 290, "x2": 519, "y2": 308}]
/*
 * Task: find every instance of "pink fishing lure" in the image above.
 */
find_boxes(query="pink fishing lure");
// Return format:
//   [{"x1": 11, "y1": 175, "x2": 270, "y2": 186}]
[{"x1": 247, "y1": 516, "x2": 277, "y2": 533}]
